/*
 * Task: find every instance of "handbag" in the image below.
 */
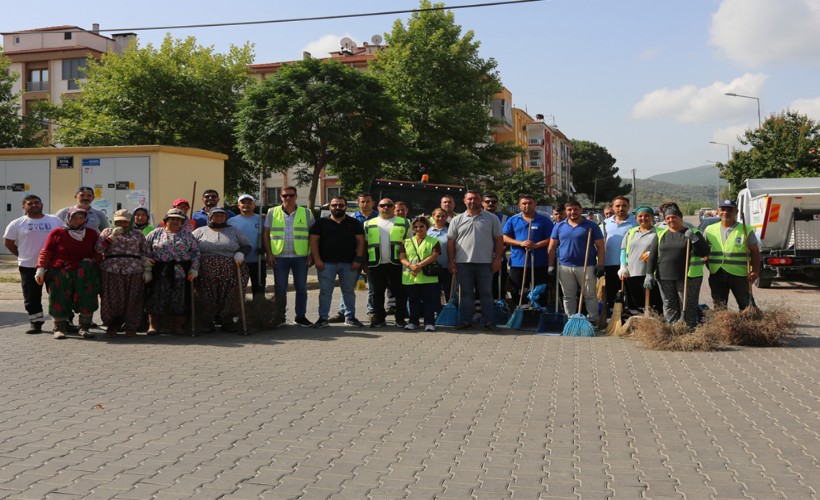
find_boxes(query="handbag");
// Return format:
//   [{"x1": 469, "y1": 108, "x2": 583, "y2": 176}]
[{"x1": 410, "y1": 237, "x2": 442, "y2": 277}]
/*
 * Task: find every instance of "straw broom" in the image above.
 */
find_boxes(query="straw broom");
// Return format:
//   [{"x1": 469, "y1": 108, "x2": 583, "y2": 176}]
[
  {"x1": 605, "y1": 278, "x2": 625, "y2": 336},
  {"x1": 562, "y1": 228, "x2": 595, "y2": 337}
]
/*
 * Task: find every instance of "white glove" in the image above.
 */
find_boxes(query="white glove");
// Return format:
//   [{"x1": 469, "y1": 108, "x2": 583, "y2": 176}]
[
  {"x1": 187, "y1": 270, "x2": 198, "y2": 281},
  {"x1": 35, "y1": 267, "x2": 46, "y2": 285},
  {"x1": 109, "y1": 226, "x2": 125, "y2": 241},
  {"x1": 617, "y1": 266, "x2": 629, "y2": 279},
  {"x1": 143, "y1": 270, "x2": 153, "y2": 284},
  {"x1": 233, "y1": 252, "x2": 245, "y2": 264}
]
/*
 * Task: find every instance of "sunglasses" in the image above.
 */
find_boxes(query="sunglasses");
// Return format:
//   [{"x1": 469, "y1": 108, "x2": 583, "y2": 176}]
[
  {"x1": 329, "y1": 204, "x2": 346, "y2": 208},
  {"x1": 281, "y1": 194, "x2": 296, "y2": 198},
  {"x1": 483, "y1": 200, "x2": 498, "y2": 204},
  {"x1": 203, "y1": 194, "x2": 218, "y2": 199},
  {"x1": 379, "y1": 203, "x2": 394, "y2": 208}
]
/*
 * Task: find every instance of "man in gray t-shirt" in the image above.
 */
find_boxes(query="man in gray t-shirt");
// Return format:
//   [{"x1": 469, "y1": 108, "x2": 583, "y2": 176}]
[
  {"x1": 447, "y1": 190, "x2": 503, "y2": 329},
  {"x1": 54, "y1": 186, "x2": 110, "y2": 233}
]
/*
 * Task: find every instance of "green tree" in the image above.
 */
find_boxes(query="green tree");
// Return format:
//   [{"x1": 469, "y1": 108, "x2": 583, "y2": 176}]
[
  {"x1": 235, "y1": 57, "x2": 401, "y2": 209},
  {"x1": 370, "y1": 0, "x2": 518, "y2": 184},
  {"x1": 0, "y1": 52, "x2": 49, "y2": 148},
  {"x1": 719, "y1": 110, "x2": 820, "y2": 197},
  {"x1": 488, "y1": 168, "x2": 550, "y2": 207},
  {"x1": 53, "y1": 35, "x2": 255, "y2": 194},
  {"x1": 570, "y1": 139, "x2": 631, "y2": 205}
]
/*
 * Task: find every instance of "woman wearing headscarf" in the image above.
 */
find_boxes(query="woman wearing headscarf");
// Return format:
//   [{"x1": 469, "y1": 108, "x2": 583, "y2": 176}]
[
  {"x1": 35, "y1": 207, "x2": 100, "y2": 339},
  {"x1": 145, "y1": 208, "x2": 200, "y2": 335},
  {"x1": 646, "y1": 205, "x2": 711, "y2": 328},
  {"x1": 192, "y1": 208, "x2": 251, "y2": 332},
  {"x1": 96, "y1": 209, "x2": 151, "y2": 337},
  {"x1": 618, "y1": 206, "x2": 663, "y2": 315},
  {"x1": 132, "y1": 207, "x2": 154, "y2": 236}
]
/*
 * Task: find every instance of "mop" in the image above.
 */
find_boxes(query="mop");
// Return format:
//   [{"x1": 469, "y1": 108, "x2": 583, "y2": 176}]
[
  {"x1": 536, "y1": 262, "x2": 566, "y2": 334},
  {"x1": 505, "y1": 220, "x2": 532, "y2": 329},
  {"x1": 562, "y1": 228, "x2": 596, "y2": 337},
  {"x1": 492, "y1": 269, "x2": 510, "y2": 325}
]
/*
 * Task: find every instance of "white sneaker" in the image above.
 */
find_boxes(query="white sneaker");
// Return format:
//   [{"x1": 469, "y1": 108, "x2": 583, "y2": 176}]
[
  {"x1": 404, "y1": 323, "x2": 418, "y2": 330},
  {"x1": 53, "y1": 331, "x2": 66, "y2": 339},
  {"x1": 425, "y1": 325, "x2": 435, "y2": 332}
]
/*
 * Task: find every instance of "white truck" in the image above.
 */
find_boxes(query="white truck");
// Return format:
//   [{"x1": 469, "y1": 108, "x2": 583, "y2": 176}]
[{"x1": 736, "y1": 177, "x2": 820, "y2": 288}]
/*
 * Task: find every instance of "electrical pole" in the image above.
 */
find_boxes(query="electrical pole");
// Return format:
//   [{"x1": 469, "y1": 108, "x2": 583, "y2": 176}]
[{"x1": 631, "y1": 169, "x2": 637, "y2": 207}]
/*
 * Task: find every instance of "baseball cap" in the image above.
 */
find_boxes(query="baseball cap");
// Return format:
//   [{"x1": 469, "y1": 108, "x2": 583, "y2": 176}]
[
  {"x1": 173, "y1": 198, "x2": 190, "y2": 207},
  {"x1": 238, "y1": 194, "x2": 255, "y2": 203},
  {"x1": 718, "y1": 199, "x2": 738, "y2": 208}
]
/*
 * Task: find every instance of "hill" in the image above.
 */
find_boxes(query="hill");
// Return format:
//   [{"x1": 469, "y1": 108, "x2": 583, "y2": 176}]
[
  {"x1": 630, "y1": 178, "x2": 723, "y2": 211},
  {"x1": 649, "y1": 164, "x2": 729, "y2": 187}
]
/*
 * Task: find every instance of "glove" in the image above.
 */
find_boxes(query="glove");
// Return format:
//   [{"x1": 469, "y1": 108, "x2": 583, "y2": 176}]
[
  {"x1": 683, "y1": 229, "x2": 698, "y2": 242},
  {"x1": 548, "y1": 266, "x2": 556, "y2": 279},
  {"x1": 595, "y1": 265, "x2": 605, "y2": 278},
  {"x1": 143, "y1": 270, "x2": 153, "y2": 284},
  {"x1": 617, "y1": 266, "x2": 629, "y2": 280},
  {"x1": 109, "y1": 226, "x2": 125, "y2": 241},
  {"x1": 643, "y1": 274, "x2": 656, "y2": 290},
  {"x1": 188, "y1": 270, "x2": 198, "y2": 281},
  {"x1": 233, "y1": 252, "x2": 245, "y2": 264},
  {"x1": 35, "y1": 267, "x2": 46, "y2": 285}
]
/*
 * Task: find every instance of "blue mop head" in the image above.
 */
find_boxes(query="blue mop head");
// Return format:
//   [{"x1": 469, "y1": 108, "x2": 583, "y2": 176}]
[
  {"x1": 562, "y1": 313, "x2": 596, "y2": 337},
  {"x1": 527, "y1": 284, "x2": 548, "y2": 310},
  {"x1": 435, "y1": 303, "x2": 459, "y2": 327}
]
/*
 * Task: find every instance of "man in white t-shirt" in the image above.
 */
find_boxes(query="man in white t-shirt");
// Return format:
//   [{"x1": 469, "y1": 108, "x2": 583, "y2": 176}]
[
  {"x1": 363, "y1": 199, "x2": 410, "y2": 328},
  {"x1": 3, "y1": 195, "x2": 63, "y2": 334}
]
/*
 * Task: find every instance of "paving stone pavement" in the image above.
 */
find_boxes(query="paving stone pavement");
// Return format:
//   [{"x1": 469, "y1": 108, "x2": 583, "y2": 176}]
[{"x1": 0, "y1": 280, "x2": 818, "y2": 499}]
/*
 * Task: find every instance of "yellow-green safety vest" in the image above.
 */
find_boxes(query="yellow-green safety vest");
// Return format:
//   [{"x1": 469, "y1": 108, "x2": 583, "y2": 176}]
[
  {"x1": 269, "y1": 206, "x2": 310, "y2": 256},
  {"x1": 402, "y1": 236, "x2": 440, "y2": 285},
  {"x1": 364, "y1": 217, "x2": 409, "y2": 266},
  {"x1": 624, "y1": 225, "x2": 659, "y2": 259},
  {"x1": 657, "y1": 227, "x2": 704, "y2": 278},
  {"x1": 704, "y1": 223, "x2": 752, "y2": 277}
]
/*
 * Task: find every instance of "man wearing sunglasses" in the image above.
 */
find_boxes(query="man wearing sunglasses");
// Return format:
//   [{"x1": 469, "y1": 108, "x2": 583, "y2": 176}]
[
  {"x1": 364, "y1": 199, "x2": 410, "y2": 327},
  {"x1": 264, "y1": 186, "x2": 315, "y2": 327},
  {"x1": 483, "y1": 193, "x2": 509, "y2": 302},
  {"x1": 192, "y1": 189, "x2": 235, "y2": 229}
]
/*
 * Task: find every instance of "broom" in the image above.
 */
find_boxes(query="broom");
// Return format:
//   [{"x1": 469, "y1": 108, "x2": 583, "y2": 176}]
[
  {"x1": 562, "y1": 228, "x2": 596, "y2": 337},
  {"x1": 436, "y1": 272, "x2": 459, "y2": 326},
  {"x1": 605, "y1": 278, "x2": 625, "y2": 336},
  {"x1": 536, "y1": 258, "x2": 567, "y2": 335},
  {"x1": 505, "y1": 219, "x2": 532, "y2": 329},
  {"x1": 492, "y1": 269, "x2": 510, "y2": 325},
  {"x1": 740, "y1": 205, "x2": 760, "y2": 314},
  {"x1": 236, "y1": 262, "x2": 248, "y2": 336},
  {"x1": 597, "y1": 221, "x2": 608, "y2": 330}
]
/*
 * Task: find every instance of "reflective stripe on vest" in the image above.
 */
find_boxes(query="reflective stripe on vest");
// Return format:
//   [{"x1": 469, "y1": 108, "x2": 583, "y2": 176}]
[
  {"x1": 402, "y1": 236, "x2": 439, "y2": 285},
  {"x1": 657, "y1": 228, "x2": 704, "y2": 278},
  {"x1": 269, "y1": 206, "x2": 310, "y2": 256},
  {"x1": 704, "y1": 223, "x2": 750, "y2": 276},
  {"x1": 365, "y1": 217, "x2": 409, "y2": 266}
]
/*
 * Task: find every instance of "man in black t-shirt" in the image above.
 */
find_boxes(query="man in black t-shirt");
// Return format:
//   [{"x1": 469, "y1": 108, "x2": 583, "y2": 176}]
[{"x1": 309, "y1": 197, "x2": 366, "y2": 328}]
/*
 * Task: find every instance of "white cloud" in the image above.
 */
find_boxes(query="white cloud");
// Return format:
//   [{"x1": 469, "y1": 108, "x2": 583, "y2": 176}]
[
  {"x1": 639, "y1": 47, "x2": 661, "y2": 61},
  {"x1": 711, "y1": 125, "x2": 748, "y2": 149},
  {"x1": 302, "y1": 34, "x2": 356, "y2": 57},
  {"x1": 710, "y1": 0, "x2": 820, "y2": 66},
  {"x1": 789, "y1": 97, "x2": 820, "y2": 121},
  {"x1": 631, "y1": 73, "x2": 768, "y2": 123}
]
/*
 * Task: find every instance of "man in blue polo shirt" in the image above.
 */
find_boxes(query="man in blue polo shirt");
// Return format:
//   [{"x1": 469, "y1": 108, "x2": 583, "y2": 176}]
[
  {"x1": 503, "y1": 194, "x2": 553, "y2": 306},
  {"x1": 548, "y1": 200, "x2": 605, "y2": 323},
  {"x1": 601, "y1": 196, "x2": 637, "y2": 310}
]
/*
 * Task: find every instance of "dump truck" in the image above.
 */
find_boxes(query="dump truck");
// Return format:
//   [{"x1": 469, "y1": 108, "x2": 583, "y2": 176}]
[
  {"x1": 736, "y1": 177, "x2": 820, "y2": 288},
  {"x1": 368, "y1": 176, "x2": 467, "y2": 217}
]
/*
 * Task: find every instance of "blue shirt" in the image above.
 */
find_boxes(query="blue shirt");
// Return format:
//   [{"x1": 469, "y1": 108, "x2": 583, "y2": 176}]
[
  {"x1": 503, "y1": 213, "x2": 554, "y2": 267},
  {"x1": 602, "y1": 215, "x2": 638, "y2": 266},
  {"x1": 228, "y1": 214, "x2": 262, "y2": 262},
  {"x1": 353, "y1": 210, "x2": 377, "y2": 224},
  {"x1": 428, "y1": 225, "x2": 449, "y2": 268},
  {"x1": 193, "y1": 207, "x2": 236, "y2": 229},
  {"x1": 550, "y1": 218, "x2": 604, "y2": 267}
]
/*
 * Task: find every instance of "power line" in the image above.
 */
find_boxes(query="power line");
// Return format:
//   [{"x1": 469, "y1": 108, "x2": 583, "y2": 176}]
[{"x1": 5, "y1": 0, "x2": 543, "y2": 35}]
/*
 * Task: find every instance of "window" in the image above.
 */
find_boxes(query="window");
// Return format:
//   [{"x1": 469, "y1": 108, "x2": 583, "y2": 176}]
[
  {"x1": 266, "y1": 187, "x2": 283, "y2": 204},
  {"x1": 62, "y1": 58, "x2": 88, "y2": 90},
  {"x1": 64, "y1": 32, "x2": 72, "y2": 40},
  {"x1": 14, "y1": 36, "x2": 20, "y2": 44},
  {"x1": 26, "y1": 69, "x2": 48, "y2": 92},
  {"x1": 326, "y1": 186, "x2": 342, "y2": 203}
]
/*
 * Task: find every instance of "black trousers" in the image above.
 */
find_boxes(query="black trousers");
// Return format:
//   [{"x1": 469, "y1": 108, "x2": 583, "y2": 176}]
[
  {"x1": 244, "y1": 260, "x2": 267, "y2": 296},
  {"x1": 604, "y1": 265, "x2": 621, "y2": 309},
  {"x1": 624, "y1": 275, "x2": 663, "y2": 315},
  {"x1": 369, "y1": 264, "x2": 407, "y2": 322},
  {"x1": 508, "y1": 265, "x2": 549, "y2": 306},
  {"x1": 19, "y1": 266, "x2": 45, "y2": 324},
  {"x1": 709, "y1": 269, "x2": 752, "y2": 310}
]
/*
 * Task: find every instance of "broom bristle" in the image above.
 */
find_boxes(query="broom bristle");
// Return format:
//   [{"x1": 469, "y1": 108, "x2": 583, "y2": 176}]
[
  {"x1": 633, "y1": 316, "x2": 720, "y2": 351},
  {"x1": 697, "y1": 305, "x2": 798, "y2": 347},
  {"x1": 435, "y1": 304, "x2": 459, "y2": 327},
  {"x1": 562, "y1": 314, "x2": 595, "y2": 337}
]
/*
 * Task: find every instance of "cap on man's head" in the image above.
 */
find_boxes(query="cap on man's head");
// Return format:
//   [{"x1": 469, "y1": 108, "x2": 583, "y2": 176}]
[
  {"x1": 173, "y1": 198, "x2": 190, "y2": 207},
  {"x1": 238, "y1": 194, "x2": 255, "y2": 203},
  {"x1": 719, "y1": 199, "x2": 738, "y2": 209},
  {"x1": 208, "y1": 207, "x2": 228, "y2": 219}
]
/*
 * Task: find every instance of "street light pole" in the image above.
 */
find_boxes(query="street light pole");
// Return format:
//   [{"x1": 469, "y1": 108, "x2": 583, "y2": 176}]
[{"x1": 725, "y1": 92, "x2": 761, "y2": 128}]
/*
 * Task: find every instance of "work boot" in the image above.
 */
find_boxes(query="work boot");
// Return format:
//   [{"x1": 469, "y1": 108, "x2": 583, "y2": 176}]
[
  {"x1": 25, "y1": 322, "x2": 43, "y2": 334},
  {"x1": 53, "y1": 320, "x2": 67, "y2": 339},
  {"x1": 79, "y1": 314, "x2": 95, "y2": 339}
]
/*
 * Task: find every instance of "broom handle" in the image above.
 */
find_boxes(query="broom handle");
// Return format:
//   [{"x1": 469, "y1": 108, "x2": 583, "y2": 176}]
[
  {"x1": 517, "y1": 219, "x2": 533, "y2": 309},
  {"x1": 644, "y1": 288, "x2": 650, "y2": 317},
  {"x1": 578, "y1": 228, "x2": 592, "y2": 315},
  {"x1": 682, "y1": 238, "x2": 690, "y2": 314},
  {"x1": 740, "y1": 204, "x2": 756, "y2": 302},
  {"x1": 449, "y1": 270, "x2": 457, "y2": 304},
  {"x1": 190, "y1": 181, "x2": 197, "y2": 218},
  {"x1": 237, "y1": 262, "x2": 248, "y2": 335}
]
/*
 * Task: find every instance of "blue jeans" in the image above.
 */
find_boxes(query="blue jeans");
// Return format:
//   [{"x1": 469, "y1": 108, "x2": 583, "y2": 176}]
[
  {"x1": 456, "y1": 263, "x2": 494, "y2": 325},
  {"x1": 317, "y1": 262, "x2": 359, "y2": 321},
  {"x1": 339, "y1": 270, "x2": 373, "y2": 315},
  {"x1": 273, "y1": 256, "x2": 308, "y2": 318}
]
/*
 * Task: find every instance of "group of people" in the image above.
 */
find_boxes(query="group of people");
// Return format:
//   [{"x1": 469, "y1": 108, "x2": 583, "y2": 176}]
[{"x1": 4, "y1": 183, "x2": 760, "y2": 339}]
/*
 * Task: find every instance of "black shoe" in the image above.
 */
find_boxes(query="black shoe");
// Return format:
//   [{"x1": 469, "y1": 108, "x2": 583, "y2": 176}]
[
  {"x1": 313, "y1": 319, "x2": 329, "y2": 329},
  {"x1": 294, "y1": 316, "x2": 314, "y2": 328},
  {"x1": 328, "y1": 312, "x2": 345, "y2": 323},
  {"x1": 370, "y1": 319, "x2": 386, "y2": 328},
  {"x1": 453, "y1": 322, "x2": 473, "y2": 330},
  {"x1": 345, "y1": 318, "x2": 364, "y2": 328},
  {"x1": 66, "y1": 323, "x2": 79, "y2": 334},
  {"x1": 395, "y1": 319, "x2": 407, "y2": 328},
  {"x1": 25, "y1": 322, "x2": 43, "y2": 334},
  {"x1": 483, "y1": 323, "x2": 498, "y2": 331}
]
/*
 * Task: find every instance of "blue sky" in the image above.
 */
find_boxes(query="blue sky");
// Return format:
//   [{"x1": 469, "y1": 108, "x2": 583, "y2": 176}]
[{"x1": 3, "y1": 0, "x2": 819, "y2": 179}]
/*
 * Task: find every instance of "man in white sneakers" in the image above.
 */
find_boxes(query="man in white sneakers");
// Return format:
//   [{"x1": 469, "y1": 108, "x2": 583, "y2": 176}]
[{"x1": 3, "y1": 195, "x2": 62, "y2": 333}]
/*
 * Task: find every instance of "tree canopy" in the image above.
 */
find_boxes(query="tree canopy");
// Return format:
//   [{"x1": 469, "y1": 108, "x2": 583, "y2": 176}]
[
  {"x1": 719, "y1": 110, "x2": 820, "y2": 197},
  {"x1": 570, "y1": 139, "x2": 631, "y2": 205},
  {"x1": 488, "y1": 168, "x2": 550, "y2": 207},
  {"x1": 370, "y1": 0, "x2": 518, "y2": 184},
  {"x1": 235, "y1": 57, "x2": 401, "y2": 208},
  {"x1": 0, "y1": 52, "x2": 49, "y2": 148},
  {"x1": 53, "y1": 35, "x2": 255, "y2": 195}
]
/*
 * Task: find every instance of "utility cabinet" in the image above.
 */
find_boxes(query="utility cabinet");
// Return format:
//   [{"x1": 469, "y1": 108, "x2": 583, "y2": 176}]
[{"x1": 0, "y1": 159, "x2": 51, "y2": 231}]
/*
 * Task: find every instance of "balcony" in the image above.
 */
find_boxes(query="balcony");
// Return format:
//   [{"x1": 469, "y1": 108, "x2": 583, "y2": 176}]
[{"x1": 26, "y1": 81, "x2": 48, "y2": 92}]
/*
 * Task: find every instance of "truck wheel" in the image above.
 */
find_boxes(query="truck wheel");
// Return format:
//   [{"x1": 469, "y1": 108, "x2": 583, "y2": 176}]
[{"x1": 756, "y1": 276, "x2": 773, "y2": 289}]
